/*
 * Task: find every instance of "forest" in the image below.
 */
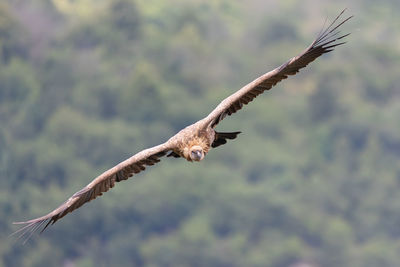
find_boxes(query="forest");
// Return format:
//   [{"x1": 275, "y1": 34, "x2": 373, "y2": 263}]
[{"x1": 1, "y1": 0, "x2": 400, "y2": 266}]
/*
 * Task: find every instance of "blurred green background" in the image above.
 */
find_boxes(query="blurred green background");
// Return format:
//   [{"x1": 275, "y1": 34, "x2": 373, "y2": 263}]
[{"x1": 1, "y1": 0, "x2": 399, "y2": 266}]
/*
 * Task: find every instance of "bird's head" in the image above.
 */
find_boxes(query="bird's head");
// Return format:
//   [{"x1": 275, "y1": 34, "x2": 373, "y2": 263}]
[{"x1": 189, "y1": 145, "x2": 204, "y2": 161}]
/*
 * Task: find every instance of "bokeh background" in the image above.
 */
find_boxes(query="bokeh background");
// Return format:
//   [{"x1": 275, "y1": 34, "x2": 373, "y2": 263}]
[{"x1": 1, "y1": 0, "x2": 399, "y2": 266}]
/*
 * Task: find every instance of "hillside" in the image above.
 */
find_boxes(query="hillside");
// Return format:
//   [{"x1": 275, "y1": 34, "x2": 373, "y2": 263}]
[{"x1": 1, "y1": 1, "x2": 400, "y2": 266}]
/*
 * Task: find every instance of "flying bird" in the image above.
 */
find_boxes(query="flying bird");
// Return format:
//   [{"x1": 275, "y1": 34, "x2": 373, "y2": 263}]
[{"x1": 13, "y1": 10, "x2": 352, "y2": 242}]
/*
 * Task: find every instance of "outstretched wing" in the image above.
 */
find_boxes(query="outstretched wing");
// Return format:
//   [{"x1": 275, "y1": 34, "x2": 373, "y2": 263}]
[
  {"x1": 12, "y1": 142, "x2": 174, "y2": 242},
  {"x1": 205, "y1": 9, "x2": 352, "y2": 128}
]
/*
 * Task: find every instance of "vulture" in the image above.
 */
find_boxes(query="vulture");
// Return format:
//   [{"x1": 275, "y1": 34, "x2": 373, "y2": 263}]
[{"x1": 13, "y1": 9, "x2": 352, "y2": 242}]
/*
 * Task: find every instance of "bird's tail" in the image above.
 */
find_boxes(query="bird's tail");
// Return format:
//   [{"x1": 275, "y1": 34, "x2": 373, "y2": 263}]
[{"x1": 212, "y1": 131, "x2": 241, "y2": 148}]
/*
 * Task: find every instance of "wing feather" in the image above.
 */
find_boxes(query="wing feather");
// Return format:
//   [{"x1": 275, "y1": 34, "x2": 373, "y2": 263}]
[
  {"x1": 12, "y1": 142, "x2": 173, "y2": 243},
  {"x1": 205, "y1": 9, "x2": 352, "y2": 127}
]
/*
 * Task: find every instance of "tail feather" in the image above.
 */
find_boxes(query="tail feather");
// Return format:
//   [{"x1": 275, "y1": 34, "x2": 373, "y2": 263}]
[{"x1": 212, "y1": 131, "x2": 241, "y2": 148}]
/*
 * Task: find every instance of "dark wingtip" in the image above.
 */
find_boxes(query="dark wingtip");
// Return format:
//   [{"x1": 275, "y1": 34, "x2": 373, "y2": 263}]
[{"x1": 314, "y1": 9, "x2": 353, "y2": 47}]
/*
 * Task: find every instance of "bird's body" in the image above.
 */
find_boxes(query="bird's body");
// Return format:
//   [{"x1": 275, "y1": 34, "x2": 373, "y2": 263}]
[
  {"x1": 170, "y1": 120, "x2": 214, "y2": 161},
  {"x1": 170, "y1": 119, "x2": 239, "y2": 161},
  {"x1": 12, "y1": 10, "x2": 352, "y2": 242}
]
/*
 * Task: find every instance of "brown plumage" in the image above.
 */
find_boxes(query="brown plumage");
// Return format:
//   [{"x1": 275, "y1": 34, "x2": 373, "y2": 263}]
[{"x1": 12, "y1": 10, "x2": 352, "y2": 242}]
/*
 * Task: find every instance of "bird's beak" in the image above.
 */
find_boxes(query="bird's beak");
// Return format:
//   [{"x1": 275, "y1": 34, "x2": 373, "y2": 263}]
[
  {"x1": 190, "y1": 149, "x2": 203, "y2": 161},
  {"x1": 195, "y1": 151, "x2": 202, "y2": 159}
]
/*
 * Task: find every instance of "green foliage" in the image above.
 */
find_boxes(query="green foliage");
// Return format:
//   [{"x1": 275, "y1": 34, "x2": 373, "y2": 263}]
[{"x1": 1, "y1": 0, "x2": 400, "y2": 266}]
